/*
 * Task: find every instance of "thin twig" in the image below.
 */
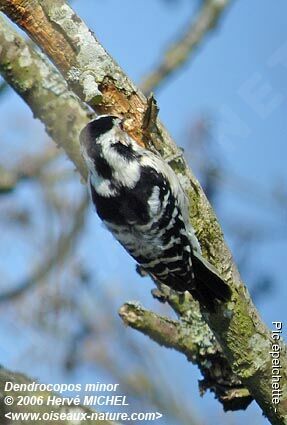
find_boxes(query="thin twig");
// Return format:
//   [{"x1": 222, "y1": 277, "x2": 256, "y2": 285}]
[
  {"x1": 0, "y1": 195, "x2": 88, "y2": 302},
  {"x1": 0, "y1": 147, "x2": 59, "y2": 193},
  {"x1": 140, "y1": 0, "x2": 232, "y2": 94},
  {"x1": 0, "y1": 4, "x2": 287, "y2": 423}
]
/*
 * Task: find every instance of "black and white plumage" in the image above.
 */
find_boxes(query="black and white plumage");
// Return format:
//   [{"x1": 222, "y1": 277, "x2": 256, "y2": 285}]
[{"x1": 80, "y1": 115, "x2": 231, "y2": 310}]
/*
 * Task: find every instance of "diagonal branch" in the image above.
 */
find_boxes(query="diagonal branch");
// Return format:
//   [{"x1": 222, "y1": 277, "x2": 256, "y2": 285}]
[
  {"x1": 0, "y1": 12, "x2": 251, "y2": 411},
  {"x1": 0, "y1": 3, "x2": 287, "y2": 423},
  {"x1": 140, "y1": 0, "x2": 232, "y2": 94},
  {"x1": 0, "y1": 13, "x2": 90, "y2": 179},
  {"x1": 0, "y1": 194, "x2": 88, "y2": 302},
  {"x1": 0, "y1": 147, "x2": 59, "y2": 193},
  {"x1": 119, "y1": 302, "x2": 252, "y2": 410}
]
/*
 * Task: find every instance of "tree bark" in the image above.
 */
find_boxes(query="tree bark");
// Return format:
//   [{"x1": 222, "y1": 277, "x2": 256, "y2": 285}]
[
  {"x1": 0, "y1": 2, "x2": 287, "y2": 423},
  {"x1": 0, "y1": 14, "x2": 251, "y2": 410}
]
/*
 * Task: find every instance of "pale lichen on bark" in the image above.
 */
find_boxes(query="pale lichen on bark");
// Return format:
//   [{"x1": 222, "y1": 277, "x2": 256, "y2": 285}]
[
  {"x1": 0, "y1": 1, "x2": 287, "y2": 423},
  {"x1": 119, "y1": 301, "x2": 253, "y2": 410},
  {"x1": 43, "y1": 0, "x2": 138, "y2": 106},
  {"x1": 0, "y1": 14, "x2": 90, "y2": 178}
]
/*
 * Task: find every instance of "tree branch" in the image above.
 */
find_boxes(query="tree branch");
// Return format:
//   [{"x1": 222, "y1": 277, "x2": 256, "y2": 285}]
[
  {"x1": 0, "y1": 2, "x2": 287, "y2": 423},
  {"x1": 119, "y1": 302, "x2": 252, "y2": 410},
  {"x1": 0, "y1": 13, "x2": 89, "y2": 179},
  {"x1": 0, "y1": 16, "x2": 252, "y2": 412},
  {"x1": 0, "y1": 147, "x2": 59, "y2": 193},
  {"x1": 0, "y1": 194, "x2": 88, "y2": 302}
]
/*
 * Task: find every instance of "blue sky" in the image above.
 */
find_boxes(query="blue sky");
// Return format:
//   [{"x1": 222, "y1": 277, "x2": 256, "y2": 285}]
[
  {"x1": 0, "y1": 1, "x2": 286, "y2": 424},
  {"x1": 72, "y1": 0, "x2": 287, "y2": 324}
]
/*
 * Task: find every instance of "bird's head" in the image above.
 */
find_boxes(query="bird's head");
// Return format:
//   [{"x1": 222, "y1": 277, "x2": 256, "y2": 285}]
[{"x1": 80, "y1": 115, "x2": 142, "y2": 189}]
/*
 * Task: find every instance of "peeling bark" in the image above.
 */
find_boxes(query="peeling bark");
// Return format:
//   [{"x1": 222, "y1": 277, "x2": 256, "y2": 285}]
[
  {"x1": 0, "y1": 2, "x2": 287, "y2": 423},
  {"x1": 0, "y1": 13, "x2": 89, "y2": 178},
  {"x1": 119, "y1": 302, "x2": 253, "y2": 410}
]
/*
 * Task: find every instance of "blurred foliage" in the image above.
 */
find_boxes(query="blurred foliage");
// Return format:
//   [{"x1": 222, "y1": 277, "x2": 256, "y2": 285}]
[
  {"x1": 0, "y1": 109, "x2": 283, "y2": 424},
  {"x1": 0, "y1": 1, "x2": 286, "y2": 424}
]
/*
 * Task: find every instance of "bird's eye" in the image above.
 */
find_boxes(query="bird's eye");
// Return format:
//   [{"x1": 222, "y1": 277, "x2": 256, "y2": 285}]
[
  {"x1": 112, "y1": 141, "x2": 130, "y2": 149},
  {"x1": 112, "y1": 142, "x2": 134, "y2": 160}
]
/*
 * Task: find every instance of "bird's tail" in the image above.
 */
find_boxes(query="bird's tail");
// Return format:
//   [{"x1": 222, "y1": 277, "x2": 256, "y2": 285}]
[{"x1": 190, "y1": 252, "x2": 231, "y2": 311}]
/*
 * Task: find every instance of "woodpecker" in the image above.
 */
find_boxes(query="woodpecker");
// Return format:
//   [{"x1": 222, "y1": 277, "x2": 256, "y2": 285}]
[{"x1": 80, "y1": 115, "x2": 231, "y2": 310}]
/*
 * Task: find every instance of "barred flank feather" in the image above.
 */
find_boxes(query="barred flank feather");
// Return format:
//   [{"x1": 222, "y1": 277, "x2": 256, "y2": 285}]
[{"x1": 80, "y1": 115, "x2": 231, "y2": 311}]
